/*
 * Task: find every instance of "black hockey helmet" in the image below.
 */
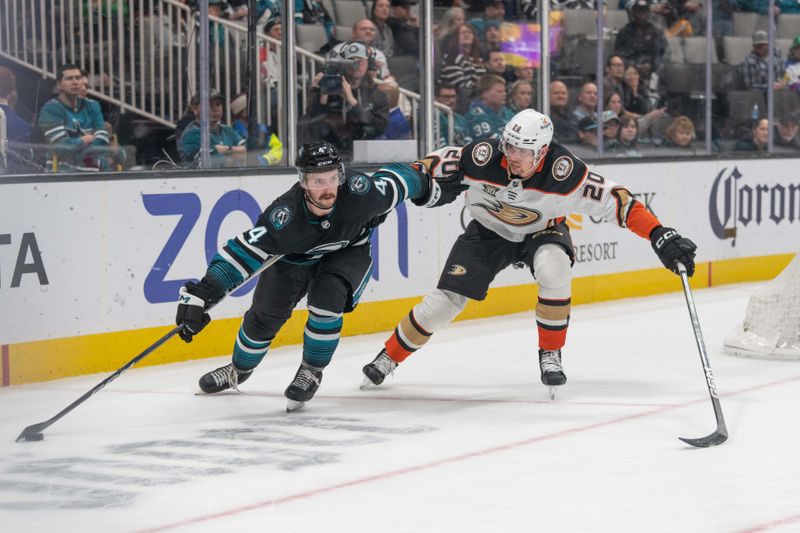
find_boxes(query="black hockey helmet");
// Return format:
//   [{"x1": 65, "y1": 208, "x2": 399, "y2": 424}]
[{"x1": 296, "y1": 142, "x2": 346, "y2": 189}]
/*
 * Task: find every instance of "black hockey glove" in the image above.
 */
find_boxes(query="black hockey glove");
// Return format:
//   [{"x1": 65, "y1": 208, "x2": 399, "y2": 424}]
[
  {"x1": 411, "y1": 156, "x2": 468, "y2": 208},
  {"x1": 650, "y1": 226, "x2": 697, "y2": 277},
  {"x1": 175, "y1": 279, "x2": 223, "y2": 343}
]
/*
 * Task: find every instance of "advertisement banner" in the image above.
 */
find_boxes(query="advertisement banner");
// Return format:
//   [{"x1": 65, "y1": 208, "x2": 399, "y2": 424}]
[{"x1": 1, "y1": 158, "x2": 798, "y2": 346}]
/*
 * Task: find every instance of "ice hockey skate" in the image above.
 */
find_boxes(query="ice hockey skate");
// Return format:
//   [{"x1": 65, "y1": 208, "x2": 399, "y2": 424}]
[
  {"x1": 198, "y1": 363, "x2": 253, "y2": 394},
  {"x1": 361, "y1": 348, "x2": 398, "y2": 389},
  {"x1": 284, "y1": 363, "x2": 323, "y2": 412},
  {"x1": 539, "y1": 349, "x2": 567, "y2": 399}
]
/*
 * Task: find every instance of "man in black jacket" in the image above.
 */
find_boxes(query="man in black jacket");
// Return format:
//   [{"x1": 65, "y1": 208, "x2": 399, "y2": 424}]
[{"x1": 298, "y1": 41, "x2": 389, "y2": 162}]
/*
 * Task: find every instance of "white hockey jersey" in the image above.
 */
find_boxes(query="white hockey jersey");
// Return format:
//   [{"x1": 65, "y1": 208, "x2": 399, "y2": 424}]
[{"x1": 427, "y1": 139, "x2": 660, "y2": 242}]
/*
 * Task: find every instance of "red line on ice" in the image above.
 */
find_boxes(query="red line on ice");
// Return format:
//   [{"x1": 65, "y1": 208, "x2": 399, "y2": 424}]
[
  {"x1": 136, "y1": 374, "x2": 800, "y2": 533},
  {"x1": 733, "y1": 513, "x2": 800, "y2": 532}
]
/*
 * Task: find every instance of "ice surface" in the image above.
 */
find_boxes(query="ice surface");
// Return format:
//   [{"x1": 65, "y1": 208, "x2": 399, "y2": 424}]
[{"x1": 1, "y1": 283, "x2": 799, "y2": 533}]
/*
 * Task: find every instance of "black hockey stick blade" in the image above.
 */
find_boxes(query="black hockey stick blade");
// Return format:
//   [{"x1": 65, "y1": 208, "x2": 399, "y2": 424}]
[
  {"x1": 16, "y1": 325, "x2": 184, "y2": 442},
  {"x1": 679, "y1": 430, "x2": 728, "y2": 448},
  {"x1": 15, "y1": 254, "x2": 284, "y2": 442},
  {"x1": 676, "y1": 261, "x2": 729, "y2": 448}
]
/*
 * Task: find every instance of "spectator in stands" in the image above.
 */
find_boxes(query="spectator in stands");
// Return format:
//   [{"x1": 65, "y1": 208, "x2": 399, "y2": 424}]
[
  {"x1": 434, "y1": 83, "x2": 472, "y2": 147},
  {"x1": 737, "y1": 0, "x2": 800, "y2": 15},
  {"x1": 739, "y1": 31, "x2": 786, "y2": 91},
  {"x1": 181, "y1": 91, "x2": 246, "y2": 166},
  {"x1": 513, "y1": 62, "x2": 535, "y2": 85},
  {"x1": 371, "y1": 0, "x2": 396, "y2": 58},
  {"x1": 734, "y1": 117, "x2": 770, "y2": 151},
  {"x1": 601, "y1": 109, "x2": 621, "y2": 143},
  {"x1": 614, "y1": 0, "x2": 668, "y2": 72},
  {"x1": 654, "y1": 0, "x2": 698, "y2": 38},
  {"x1": 775, "y1": 113, "x2": 800, "y2": 148},
  {"x1": 439, "y1": 23, "x2": 486, "y2": 93},
  {"x1": 0, "y1": 65, "x2": 32, "y2": 173},
  {"x1": 550, "y1": 80, "x2": 579, "y2": 143},
  {"x1": 508, "y1": 80, "x2": 534, "y2": 112},
  {"x1": 605, "y1": 91, "x2": 625, "y2": 116},
  {"x1": 388, "y1": 0, "x2": 420, "y2": 56},
  {"x1": 229, "y1": 92, "x2": 283, "y2": 165},
  {"x1": 603, "y1": 55, "x2": 626, "y2": 98},
  {"x1": 79, "y1": 70, "x2": 113, "y2": 137},
  {"x1": 0, "y1": 66, "x2": 32, "y2": 147},
  {"x1": 376, "y1": 82, "x2": 412, "y2": 139},
  {"x1": 436, "y1": 6, "x2": 466, "y2": 43},
  {"x1": 261, "y1": 17, "x2": 282, "y2": 90},
  {"x1": 482, "y1": 20, "x2": 503, "y2": 49},
  {"x1": 571, "y1": 81, "x2": 599, "y2": 124},
  {"x1": 571, "y1": 115, "x2": 600, "y2": 159},
  {"x1": 295, "y1": 0, "x2": 335, "y2": 43},
  {"x1": 469, "y1": 0, "x2": 506, "y2": 38},
  {"x1": 298, "y1": 41, "x2": 389, "y2": 160},
  {"x1": 353, "y1": 19, "x2": 396, "y2": 83},
  {"x1": 485, "y1": 48, "x2": 515, "y2": 83},
  {"x1": 662, "y1": 114, "x2": 696, "y2": 149},
  {"x1": 782, "y1": 36, "x2": 800, "y2": 92},
  {"x1": 467, "y1": 74, "x2": 515, "y2": 140},
  {"x1": 38, "y1": 63, "x2": 123, "y2": 171},
  {"x1": 622, "y1": 64, "x2": 652, "y2": 116},
  {"x1": 176, "y1": 95, "x2": 200, "y2": 159},
  {"x1": 609, "y1": 115, "x2": 643, "y2": 157}
]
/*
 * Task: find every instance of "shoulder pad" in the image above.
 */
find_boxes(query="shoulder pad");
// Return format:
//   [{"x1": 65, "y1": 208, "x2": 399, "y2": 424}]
[
  {"x1": 533, "y1": 142, "x2": 588, "y2": 194},
  {"x1": 461, "y1": 138, "x2": 503, "y2": 171}
]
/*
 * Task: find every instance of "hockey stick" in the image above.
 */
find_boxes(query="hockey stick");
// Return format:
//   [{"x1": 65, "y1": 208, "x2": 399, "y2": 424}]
[
  {"x1": 16, "y1": 254, "x2": 284, "y2": 443},
  {"x1": 676, "y1": 261, "x2": 728, "y2": 448}
]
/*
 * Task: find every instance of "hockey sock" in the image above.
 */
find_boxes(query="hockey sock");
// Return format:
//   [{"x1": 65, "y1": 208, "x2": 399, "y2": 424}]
[
  {"x1": 302, "y1": 308, "x2": 343, "y2": 368},
  {"x1": 385, "y1": 310, "x2": 432, "y2": 362},
  {"x1": 232, "y1": 324, "x2": 272, "y2": 371},
  {"x1": 536, "y1": 295, "x2": 570, "y2": 350}
]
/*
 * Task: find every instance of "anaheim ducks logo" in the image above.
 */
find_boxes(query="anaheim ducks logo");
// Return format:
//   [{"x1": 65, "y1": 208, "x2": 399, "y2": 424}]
[
  {"x1": 552, "y1": 156, "x2": 574, "y2": 181},
  {"x1": 474, "y1": 199, "x2": 542, "y2": 226},
  {"x1": 448, "y1": 264, "x2": 468, "y2": 276}
]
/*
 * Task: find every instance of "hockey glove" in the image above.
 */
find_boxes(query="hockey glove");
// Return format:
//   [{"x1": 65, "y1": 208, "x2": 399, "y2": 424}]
[
  {"x1": 650, "y1": 226, "x2": 697, "y2": 277},
  {"x1": 176, "y1": 279, "x2": 223, "y2": 343},
  {"x1": 411, "y1": 156, "x2": 468, "y2": 208}
]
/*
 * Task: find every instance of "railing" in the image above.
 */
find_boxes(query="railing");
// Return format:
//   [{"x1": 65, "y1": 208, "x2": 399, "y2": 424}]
[{"x1": 0, "y1": 0, "x2": 451, "y2": 152}]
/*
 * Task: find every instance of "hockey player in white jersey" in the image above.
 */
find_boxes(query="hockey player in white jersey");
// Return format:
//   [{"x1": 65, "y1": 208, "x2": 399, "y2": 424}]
[{"x1": 361, "y1": 108, "x2": 697, "y2": 395}]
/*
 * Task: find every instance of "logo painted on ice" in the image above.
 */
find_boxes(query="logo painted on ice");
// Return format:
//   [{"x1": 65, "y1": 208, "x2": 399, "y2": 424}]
[{"x1": 269, "y1": 206, "x2": 293, "y2": 230}]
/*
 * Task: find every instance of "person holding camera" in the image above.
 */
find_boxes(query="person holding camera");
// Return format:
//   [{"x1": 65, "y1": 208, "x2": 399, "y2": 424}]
[{"x1": 298, "y1": 41, "x2": 389, "y2": 161}]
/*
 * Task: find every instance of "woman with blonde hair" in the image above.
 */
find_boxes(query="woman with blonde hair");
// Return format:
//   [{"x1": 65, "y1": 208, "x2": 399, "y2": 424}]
[
  {"x1": 508, "y1": 80, "x2": 534, "y2": 113},
  {"x1": 663, "y1": 115, "x2": 696, "y2": 151}
]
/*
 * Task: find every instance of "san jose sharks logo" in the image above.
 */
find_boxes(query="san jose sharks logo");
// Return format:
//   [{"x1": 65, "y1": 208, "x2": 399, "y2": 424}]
[
  {"x1": 269, "y1": 206, "x2": 293, "y2": 230},
  {"x1": 473, "y1": 199, "x2": 542, "y2": 226},
  {"x1": 348, "y1": 174, "x2": 371, "y2": 194}
]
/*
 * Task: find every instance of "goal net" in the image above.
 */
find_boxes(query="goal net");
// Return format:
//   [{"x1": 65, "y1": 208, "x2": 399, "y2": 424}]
[{"x1": 723, "y1": 253, "x2": 800, "y2": 360}]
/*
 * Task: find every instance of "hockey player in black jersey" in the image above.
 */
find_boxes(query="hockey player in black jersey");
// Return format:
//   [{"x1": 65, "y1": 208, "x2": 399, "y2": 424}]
[
  {"x1": 361, "y1": 109, "x2": 698, "y2": 397},
  {"x1": 176, "y1": 142, "x2": 466, "y2": 411}
]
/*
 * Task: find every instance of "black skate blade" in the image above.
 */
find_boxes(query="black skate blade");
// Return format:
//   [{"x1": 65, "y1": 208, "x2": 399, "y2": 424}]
[
  {"x1": 679, "y1": 430, "x2": 728, "y2": 448},
  {"x1": 286, "y1": 399, "x2": 306, "y2": 413}
]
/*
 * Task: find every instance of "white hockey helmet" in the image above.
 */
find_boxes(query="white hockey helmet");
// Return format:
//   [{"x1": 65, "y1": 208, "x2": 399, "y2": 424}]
[{"x1": 501, "y1": 108, "x2": 554, "y2": 162}]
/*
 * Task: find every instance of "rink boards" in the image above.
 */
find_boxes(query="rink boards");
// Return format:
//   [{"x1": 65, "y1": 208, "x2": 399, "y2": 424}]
[{"x1": 1, "y1": 158, "x2": 798, "y2": 384}]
